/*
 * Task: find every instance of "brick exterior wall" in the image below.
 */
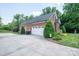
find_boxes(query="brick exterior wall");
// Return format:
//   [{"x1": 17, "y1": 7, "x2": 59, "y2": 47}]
[
  {"x1": 24, "y1": 24, "x2": 32, "y2": 31},
  {"x1": 55, "y1": 22, "x2": 60, "y2": 32},
  {"x1": 22, "y1": 15, "x2": 60, "y2": 33},
  {"x1": 24, "y1": 21, "x2": 46, "y2": 32},
  {"x1": 50, "y1": 15, "x2": 60, "y2": 32},
  {"x1": 32, "y1": 21, "x2": 46, "y2": 28}
]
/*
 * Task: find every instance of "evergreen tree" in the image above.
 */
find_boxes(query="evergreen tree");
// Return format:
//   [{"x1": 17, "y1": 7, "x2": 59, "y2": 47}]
[
  {"x1": 21, "y1": 27, "x2": 25, "y2": 34},
  {"x1": 43, "y1": 20, "x2": 55, "y2": 38}
]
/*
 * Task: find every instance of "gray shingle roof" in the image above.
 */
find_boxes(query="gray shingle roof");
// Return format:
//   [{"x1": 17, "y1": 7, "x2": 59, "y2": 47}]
[{"x1": 23, "y1": 13, "x2": 59, "y2": 25}]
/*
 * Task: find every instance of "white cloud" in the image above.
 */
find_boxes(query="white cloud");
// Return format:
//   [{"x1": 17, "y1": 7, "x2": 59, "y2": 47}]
[
  {"x1": 31, "y1": 11, "x2": 42, "y2": 17},
  {"x1": 2, "y1": 19, "x2": 12, "y2": 25},
  {"x1": 56, "y1": 3, "x2": 64, "y2": 13}
]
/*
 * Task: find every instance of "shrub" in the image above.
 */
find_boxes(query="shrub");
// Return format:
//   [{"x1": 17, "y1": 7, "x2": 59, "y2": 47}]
[
  {"x1": 0, "y1": 25, "x2": 11, "y2": 31},
  {"x1": 12, "y1": 27, "x2": 19, "y2": 32},
  {"x1": 20, "y1": 27, "x2": 25, "y2": 34},
  {"x1": 52, "y1": 32, "x2": 62, "y2": 40},
  {"x1": 43, "y1": 20, "x2": 55, "y2": 38},
  {"x1": 53, "y1": 35, "x2": 62, "y2": 40}
]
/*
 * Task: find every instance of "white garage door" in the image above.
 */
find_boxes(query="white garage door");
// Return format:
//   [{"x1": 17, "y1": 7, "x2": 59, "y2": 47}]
[{"x1": 32, "y1": 27, "x2": 44, "y2": 36}]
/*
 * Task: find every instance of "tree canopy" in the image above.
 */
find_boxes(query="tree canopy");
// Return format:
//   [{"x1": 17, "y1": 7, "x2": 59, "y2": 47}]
[
  {"x1": 61, "y1": 3, "x2": 79, "y2": 33},
  {"x1": 0, "y1": 17, "x2": 2, "y2": 26},
  {"x1": 42, "y1": 7, "x2": 62, "y2": 18},
  {"x1": 0, "y1": 6, "x2": 61, "y2": 33}
]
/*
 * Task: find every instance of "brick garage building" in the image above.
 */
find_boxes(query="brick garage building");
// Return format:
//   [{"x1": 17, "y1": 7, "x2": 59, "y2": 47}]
[{"x1": 21, "y1": 13, "x2": 60, "y2": 36}]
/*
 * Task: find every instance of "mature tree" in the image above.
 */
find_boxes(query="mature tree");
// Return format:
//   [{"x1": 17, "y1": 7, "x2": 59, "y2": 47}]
[
  {"x1": 0, "y1": 17, "x2": 2, "y2": 26},
  {"x1": 45, "y1": 7, "x2": 51, "y2": 14},
  {"x1": 10, "y1": 19, "x2": 17, "y2": 31},
  {"x1": 28, "y1": 15, "x2": 34, "y2": 19},
  {"x1": 42, "y1": 8, "x2": 46, "y2": 15},
  {"x1": 14, "y1": 14, "x2": 20, "y2": 31},
  {"x1": 42, "y1": 7, "x2": 62, "y2": 18},
  {"x1": 14, "y1": 14, "x2": 24, "y2": 32},
  {"x1": 42, "y1": 7, "x2": 53, "y2": 14},
  {"x1": 24, "y1": 16, "x2": 28, "y2": 21},
  {"x1": 42, "y1": 7, "x2": 52, "y2": 15},
  {"x1": 61, "y1": 3, "x2": 79, "y2": 33},
  {"x1": 51, "y1": 7, "x2": 56, "y2": 12},
  {"x1": 24, "y1": 15, "x2": 34, "y2": 21},
  {"x1": 20, "y1": 14, "x2": 25, "y2": 23}
]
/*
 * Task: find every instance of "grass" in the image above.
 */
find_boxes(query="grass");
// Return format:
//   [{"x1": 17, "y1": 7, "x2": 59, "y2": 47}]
[
  {"x1": 0, "y1": 29, "x2": 20, "y2": 35},
  {"x1": 56, "y1": 33, "x2": 79, "y2": 48},
  {"x1": 0, "y1": 29, "x2": 79, "y2": 48},
  {"x1": 0, "y1": 30, "x2": 11, "y2": 33}
]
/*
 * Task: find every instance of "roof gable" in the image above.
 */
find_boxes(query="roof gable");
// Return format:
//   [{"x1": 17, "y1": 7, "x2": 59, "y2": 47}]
[{"x1": 23, "y1": 13, "x2": 55, "y2": 24}]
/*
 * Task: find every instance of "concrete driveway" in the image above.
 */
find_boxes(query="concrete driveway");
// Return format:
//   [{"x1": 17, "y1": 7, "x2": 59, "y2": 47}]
[{"x1": 0, "y1": 33, "x2": 79, "y2": 56}]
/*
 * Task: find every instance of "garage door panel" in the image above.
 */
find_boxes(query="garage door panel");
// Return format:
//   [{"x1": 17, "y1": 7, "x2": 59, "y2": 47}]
[{"x1": 32, "y1": 28, "x2": 44, "y2": 36}]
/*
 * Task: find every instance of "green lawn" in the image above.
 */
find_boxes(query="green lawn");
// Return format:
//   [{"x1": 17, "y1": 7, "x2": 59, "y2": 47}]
[
  {"x1": 0, "y1": 30, "x2": 20, "y2": 34},
  {"x1": 57, "y1": 33, "x2": 79, "y2": 48},
  {"x1": 0, "y1": 30, "x2": 11, "y2": 33}
]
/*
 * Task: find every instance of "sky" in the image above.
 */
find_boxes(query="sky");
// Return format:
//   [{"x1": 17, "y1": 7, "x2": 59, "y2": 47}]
[{"x1": 0, "y1": 3, "x2": 64, "y2": 24}]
